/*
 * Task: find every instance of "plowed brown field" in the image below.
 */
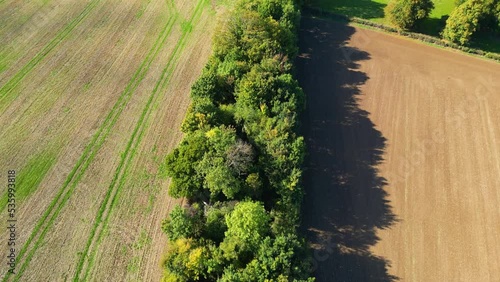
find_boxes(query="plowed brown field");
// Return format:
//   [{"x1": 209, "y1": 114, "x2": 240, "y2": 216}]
[{"x1": 299, "y1": 16, "x2": 500, "y2": 282}]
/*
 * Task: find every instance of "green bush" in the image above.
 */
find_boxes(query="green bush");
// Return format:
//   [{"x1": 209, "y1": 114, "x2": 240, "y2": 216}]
[
  {"x1": 203, "y1": 202, "x2": 234, "y2": 243},
  {"x1": 443, "y1": 0, "x2": 500, "y2": 45},
  {"x1": 220, "y1": 234, "x2": 314, "y2": 281},
  {"x1": 442, "y1": 0, "x2": 486, "y2": 44},
  {"x1": 385, "y1": 0, "x2": 435, "y2": 30},
  {"x1": 485, "y1": 52, "x2": 500, "y2": 60}
]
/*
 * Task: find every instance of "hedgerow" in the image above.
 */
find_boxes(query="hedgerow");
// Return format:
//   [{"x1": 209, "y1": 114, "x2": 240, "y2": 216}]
[{"x1": 161, "y1": 0, "x2": 314, "y2": 281}]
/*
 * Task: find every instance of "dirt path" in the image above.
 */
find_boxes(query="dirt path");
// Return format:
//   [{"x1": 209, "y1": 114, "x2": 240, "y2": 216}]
[{"x1": 298, "y1": 16, "x2": 500, "y2": 282}]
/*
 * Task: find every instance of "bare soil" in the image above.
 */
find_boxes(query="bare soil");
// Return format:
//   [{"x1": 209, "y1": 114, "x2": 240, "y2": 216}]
[{"x1": 298, "y1": 16, "x2": 500, "y2": 282}]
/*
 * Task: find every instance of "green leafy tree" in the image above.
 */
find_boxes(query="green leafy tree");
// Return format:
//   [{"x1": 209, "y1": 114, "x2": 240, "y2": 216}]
[
  {"x1": 218, "y1": 235, "x2": 313, "y2": 282},
  {"x1": 443, "y1": 0, "x2": 500, "y2": 45},
  {"x1": 443, "y1": 0, "x2": 480, "y2": 44},
  {"x1": 162, "y1": 238, "x2": 207, "y2": 281},
  {"x1": 163, "y1": 132, "x2": 208, "y2": 199},
  {"x1": 161, "y1": 205, "x2": 203, "y2": 241},
  {"x1": 239, "y1": 234, "x2": 314, "y2": 281},
  {"x1": 197, "y1": 126, "x2": 249, "y2": 199},
  {"x1": 235, "y1": 58, "x2": 301, "y2": 124},
  {"x1": 190, "y1": 61, "x2": 235, "y2": 104},
  {"x1": 213, "y1": 10, "x2": 296, "y2": 66},
  {"x1": 385, "y1": 0, "x2": 435, "y2": 30},
  {"x1": 181, "y1": 97, "x2": 235, "y2": 133},
  {"x1": 482, "y1": 0, "x2": 500, "y2": 32},
  {"x1": 240, "y1": 0, "x2": 301, "y2": 32},
  {"x1": 442, "y1": 0, "x2": 490, "y2": 44},
  {"x1": 220, "y1": 201, "x2": 270, "y2": 262},
  {"x1": 181, "y1": 98, "x2": 220, "y2": 133}
]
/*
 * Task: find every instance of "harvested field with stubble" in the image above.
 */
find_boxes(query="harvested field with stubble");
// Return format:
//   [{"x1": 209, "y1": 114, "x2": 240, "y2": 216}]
[
  {"x1": 0, "y1": 0, "x2": 220, "y2": 281},
  {"x1": 299, "y1": 16, "x2": 500, "y2": 282}
]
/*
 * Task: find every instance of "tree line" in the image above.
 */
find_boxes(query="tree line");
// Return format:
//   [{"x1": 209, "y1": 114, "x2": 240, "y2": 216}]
[
  {"x1": 385, "y1": 0, "x2": 500, "y2": 45},
  {"x1": 160, "y1": 0, "x2": 314, "y2": 281}
]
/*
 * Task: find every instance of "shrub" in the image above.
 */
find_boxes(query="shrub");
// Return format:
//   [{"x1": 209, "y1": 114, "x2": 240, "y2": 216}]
[
  {"x1": 220, "y1": 201, "x2": 271, "y2": 261},
  {"x1": 162, "y1": 238, "x2": 208, "y2": 281},
  {"x1": 163, "y1": 132, "x2": 208, "y2": 199},
  {"x1": 385, "y1": 0, "x2": 435, "y2": 30},
  {"x1": 161, "y1": 205, "x2": 203, "y2": 241},
  {"x1": 443, "y1": 0, "x2": 499, "y2": 45}
]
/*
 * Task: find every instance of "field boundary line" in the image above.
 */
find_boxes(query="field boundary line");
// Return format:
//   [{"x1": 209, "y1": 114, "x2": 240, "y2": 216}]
[
  {"x1": 4, "y1": 10, "x2": 180, "y2": 282},
  {"x1": 73, "y1": 1, "x2": 208, "y2": 280},
  {"x1": 0, "y1": 0, "x2": 103, "y2": 106}
]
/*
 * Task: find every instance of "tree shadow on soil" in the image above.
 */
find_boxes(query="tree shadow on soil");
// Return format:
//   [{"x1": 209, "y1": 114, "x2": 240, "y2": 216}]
[{"x1": 297, "y1": 16, "x2": 398, "y2": 282}]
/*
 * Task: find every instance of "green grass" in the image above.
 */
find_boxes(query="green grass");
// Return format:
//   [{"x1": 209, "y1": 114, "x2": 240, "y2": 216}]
[
  {"x1": 308, "y1": 0, "x2": 499, "y2": 54},
  {"x1": 0, "y1": 150, "x2": 58, "y2": 211},
  {"x1": 127, "y1": 256, "x2": 140, "y2": 273},
  {"x1": 309, "y1": 0, "x2": 455, "y2": 21},
  {"x1": 11, "y1": 151, "x2": 56, "y2": 201},
  {"x1": 132, "y1": 229, "x2": 152, "y2": 250},
  {"x1": 431, "y1": 0, "x2": 456, "y2": 18},
  {"x1": 308, "y1": 0, "x2": 454, "y2": 36},
  {"x1": 308, "y1": 0, "x2": 388, "y2": 21}
]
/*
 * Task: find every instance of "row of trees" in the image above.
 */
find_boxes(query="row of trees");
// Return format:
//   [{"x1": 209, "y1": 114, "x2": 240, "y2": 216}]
[
  {"x1": 161, "y1": 0, "x2": 314, "y2": 281},
  {"x1": 385, "y1": 0, "x2": 500, "y2": 45}
]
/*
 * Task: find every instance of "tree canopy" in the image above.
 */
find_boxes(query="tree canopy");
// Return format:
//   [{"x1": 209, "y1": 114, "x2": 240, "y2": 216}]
[
  {"x1": 443, "y1": 0, "x2": 500, "y2": 44},
  {"x1": 160, "y1": 0, "x2": 313, "y2": 280},
  {"x1": 385, "y1": 0, "x2": 435, "y2": 30}
]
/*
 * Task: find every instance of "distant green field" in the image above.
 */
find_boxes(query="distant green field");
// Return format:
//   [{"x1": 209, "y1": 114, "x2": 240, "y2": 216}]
[
  {"x1": 308, "y1": 0, "x2": 500, "y2": 53},
  {"x1": 308, "y1": 0, "x2": 455, "y2": 22}
]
